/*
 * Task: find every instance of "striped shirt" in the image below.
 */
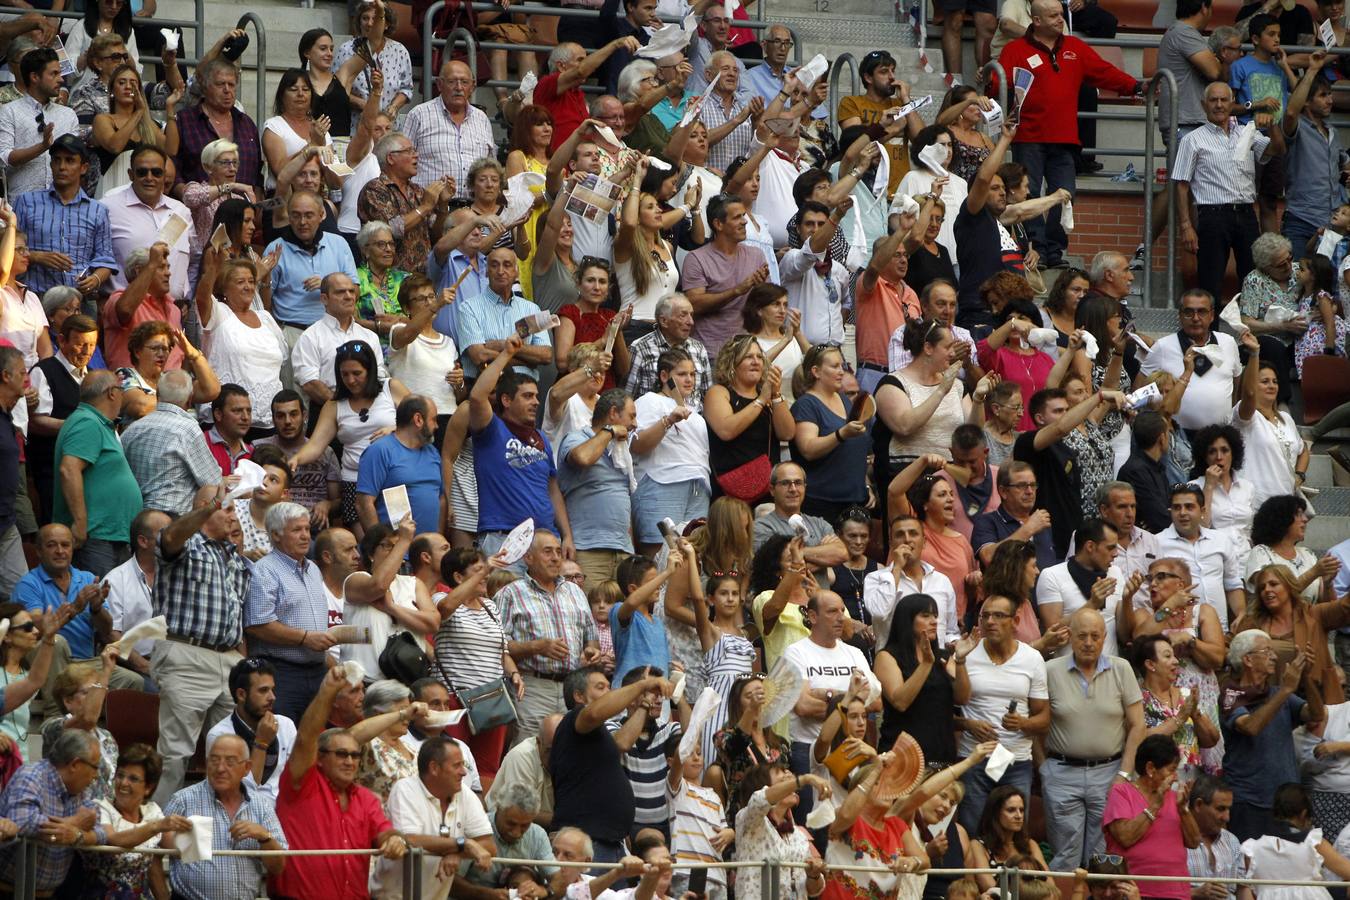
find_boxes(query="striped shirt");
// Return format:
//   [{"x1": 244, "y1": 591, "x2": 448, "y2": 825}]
[
  {"x1": 607, "y1": 715, "x2": 681, "y2": 826},
  {"x1": 1170, "y1": 119, "x2": 1270, "y2": 205},
  {"x1": 163, "y1": 779, "x2": 286, "y2": 900},
  {"x1": 402, "y1": 98, "x2": 496, "y2": 196},
  {"x1": 0, "y1": 94, "x2": 78, "y2": 197},
  {"x1": 496, "y1": 576, "x2": 598, "y2": 677},
  {"x1": 244, "y1": 551, "x2": 330, "y2": 665},
  {"x1": 0, "y1": 757, "x2": 107, "y2": 891},
  {"x1": 700, "y1": 89, "x2": 756, "y2": 175},
  {"x1": 121, "y1": 403, "x2": 222, "y2": 516},
  {"x1": 11, "y1": 187, "x2": 117, "y2": 296},
  {"x1": 670, "y1": 778, "x2": 729, "y2": 891},
  {"x1": 433, "y1": 600, "x2": 507, "y2": 690},
  {"x1": 155, "y1": 532, "x2": 251, "y2": 649}
]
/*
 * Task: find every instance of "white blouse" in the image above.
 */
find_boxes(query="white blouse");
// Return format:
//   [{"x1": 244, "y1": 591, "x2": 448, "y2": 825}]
[
  {"x1": 616, "y1": 243, "x2": 679, "y2": 323},
  {"x1": 544, "y1": 390, "x2": 593, "y2": 464},
  {"x1": 261, "y1": 115, "x2": 332, "y2": 192},
  {"x1": 200, "y1": 297, "x2": 287, "y2": 428},
  {"x1": 633, "y1": 392, "x2": 710, "y2": 487},
  {"x1": 389, "y1": 325, "x2": 459, "y2": 414}
]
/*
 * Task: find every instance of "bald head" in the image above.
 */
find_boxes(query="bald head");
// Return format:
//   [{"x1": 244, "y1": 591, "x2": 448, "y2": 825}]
[
  {"x1": 209, "y1": 733, "x2": 249, "y2": 758},
  {"x1": 1068, "y1": 606, "x2": 1106, "y2": 664}
]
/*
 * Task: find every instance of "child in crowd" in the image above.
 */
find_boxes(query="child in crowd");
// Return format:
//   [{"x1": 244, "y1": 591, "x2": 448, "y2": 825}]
[
  {"x1": 611, "y1": 554, "x2": 678, "y2": 684},
  {"x1": 667, "y1": 734, "x2": 732, "y2": 900},
  {"x1": 587, "y1": 581, "x2": 621, "y2": 676},
  {"x1": 1295, "y1": 254, "x2": 1348, "y2": 374}
]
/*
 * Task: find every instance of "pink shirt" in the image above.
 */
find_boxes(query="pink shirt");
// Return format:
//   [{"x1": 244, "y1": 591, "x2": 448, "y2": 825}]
[
  {"x1": 975, "y1": 341, "x2": 1055, "y2": 431},
  {"x1": 1102, "y1": 781, "x2": 1190, "y2": 900},
  {"x1": 100, "y1": 289, "x2": 184, "y2": 370}
]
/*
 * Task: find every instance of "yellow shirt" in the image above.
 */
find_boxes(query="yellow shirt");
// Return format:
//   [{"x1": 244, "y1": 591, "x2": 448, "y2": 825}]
[{"x1": 836, "y1": 94, "x2": 911, "y2": 195}]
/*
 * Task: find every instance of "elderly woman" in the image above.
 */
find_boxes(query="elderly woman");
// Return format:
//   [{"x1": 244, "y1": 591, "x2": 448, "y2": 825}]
[
  {"x1": 1246, "y1": 495, "x2": 1340, "y2": 605},
  {"x1": 86, "y1": 743, "x2": 192, "y2": 899},
  {"x1": 468, "y1": 158, "x2": 513, "y2": 247},
  {"x1": 182, "y1": 139, "x2": 256, "y2": 262},
  {"x1": 42, "y1": 650, "x2": 123, "y2": 801},
  {"x1": 1235, "y1": 563, "x2": 1350, "y2": 705},
  {"x1": 1134, "y1": 635, "x2": 1219, "y2": 785},
  {"x1": 1240, "y1": 232, "x2": 1304, "y2": 405},
  {"x1": 355, "y1": 679, "x2": 429, "y2": 803},
  {"x1": 1102, "y1": 735, "x2": 1200, "y2": 898},
  {"x1": 42, "y1": 286, "x2": 106, "y2": 370},
  {"x1": 354, "y1": 221, "x2": 408, "y2": 351},
  {"x1": 704, "y1": 335, "x2": 796, "y2": 506},
  {"x1": 117, "y1": 319, "x2": 220, "y2": 421},
  {"x1": 194, "y1": 247, "x2": 286, "y2": 430},
  {"x1": 68, "y1": 33, "x2": 132, "y2": 130},
  {"x1": 436, "y1": 547, "x2": 520, "y2": 781},
  {"x1": 263, "y1": 69, "x2": 333, "y2": 194},
  {"x1": 902, "y1": 194, "x2": 956, "y2": 295},
  {"x1": 1188, "y1": 424, "x2": 1255, "y2": 547},
  {"x1": 733, "y1": 765, "x2": 830, "y2": 900},
  {"x1": 334, "y1": 0, "x2": 415, "y2": 130},
  {"x1": 1234, "y1": 330, "x2": 1308, "y2": 509},
  {"x1": 389, "y1": 274, "x2": 464, "y2": 431}
]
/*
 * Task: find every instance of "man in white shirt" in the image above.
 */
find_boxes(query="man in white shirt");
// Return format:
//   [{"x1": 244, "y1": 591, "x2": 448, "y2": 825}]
[
  {"x1": 291, "y1": 273, "x2": 386, "y2": 409},
  {"x1": 486, "y1": 712, "x2": 560, "y2": 827},
  {"x1": 0, "y1": 47, "x2": 76, "y2": 197},
  {"x1": 780, "y1": 199, "x2": 848, "y2": 346},
  {"x1": 101, "y1": 508, "x2": 168, "y2": 684},
  {"x1": 105, "y1": 146, "x2": 192, "y2": 299},
  {"x1": 205, "y1": 657, "x2": 297, "y2": 802},
  {"x1": 1154, "y1": 483, "x2": 1245, "y2": 630},
  {"x1": 374, "y1": 737, "x2": 497, "y2": 900},
  {"x1": 1036, "y1": 517, "x2": 1128, "y2": 657},
  {"x1": 863, "y1": 514, "x2": 958, "y2": 650},
  {"x1": 782, "y1": 591, "x2": 879, "y2": 819},
  {"x1": 1138, "y1": 289, "x2": 1242, "y2": 436}
]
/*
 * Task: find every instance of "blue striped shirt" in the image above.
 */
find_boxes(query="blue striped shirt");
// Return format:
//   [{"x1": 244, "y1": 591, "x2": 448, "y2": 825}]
[
  {"x1": 12, "y1": 187, "x2": 117, "y2": 296},
  {"x1": 456, "y1": 287, "x2": 551, "y2": 379},
  {"x1": 163, "y1": 778, "x2": 287, "y2": 900},
  {"x1": 244, "y1": 550, "x2": 330, "y2": 665},
  {"x1": 155, "y1": 532, "x2": 252, "y2": 649},
  {"x1": 264, "y1": 233, "x2": 359, "y2": 327}
]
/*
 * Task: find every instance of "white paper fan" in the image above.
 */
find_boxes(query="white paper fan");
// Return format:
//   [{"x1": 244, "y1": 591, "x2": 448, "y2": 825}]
[{"x1": 760, "y1": 657, "x2": 803, "y2": 729}]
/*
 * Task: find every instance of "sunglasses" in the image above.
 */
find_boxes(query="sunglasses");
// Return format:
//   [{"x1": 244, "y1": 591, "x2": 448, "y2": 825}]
[
  {"x1": 134, "y1": 167, "x2": 165, "y2": 178},
  {"x1": 10, "y1": 622, "x2": 36, "y2": 633},
  {"x1": 320, "y1": 748, "x2": 362, "y2": 760}
]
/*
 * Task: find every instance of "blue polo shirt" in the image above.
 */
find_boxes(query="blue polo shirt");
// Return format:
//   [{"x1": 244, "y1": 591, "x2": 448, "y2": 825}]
[
  {"x1": 355, "y1": 433, "x2": 443, "y2": 532},
  {"x1": 456, "y1": 287, "x2": 552, "y2": 379},
  {"x1": 428, "y1": 248, "x2": 488, "y2": 342},
  {"x1": 265, "y1": 232, "x2": 359, "y2": 326},
  {"x1": 14, "y1": 564, "x2": 97, "y2": 658},
  {"x1": 969, "y1": 506, "x2": 1058, "y2": 571}
]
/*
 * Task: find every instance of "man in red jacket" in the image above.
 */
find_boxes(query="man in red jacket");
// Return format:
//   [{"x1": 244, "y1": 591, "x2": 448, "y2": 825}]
[{"x1": 997, "y1": 0, "x2": 1142, "y2": 267}]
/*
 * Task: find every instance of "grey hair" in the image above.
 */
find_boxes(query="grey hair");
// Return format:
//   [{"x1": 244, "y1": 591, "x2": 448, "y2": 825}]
[
  {"x1": 124, "y1": 247, "x2": 151, "y2": 280},
  {"x1": 1094, "y1": 480, "x2": 1134, "y2": 510},
  {"x1": 357, "y1": 220, "x2": 394, "y2": 252},
  {"x1": 1207, "y1": 25, "x2": 1241, "y2": 54},
  {"x1": 705, "y1": 49, "x2": 737, "y2": 80},
  {"x1": 6, "y1": 35, "x2": 36, "y2": 66},
  {"x1": 201, "y1": 138, "x2": 240, "y2": 170},
  {"x1": 654, "y1": 292, "x2": 688, "y2": 323},
  {"x1": 264, "y1": 501, "x2": 310, "y2": 538},
  {"x1": 1251, "y1": 232, "x2": 1292, "y2": 273},
  {"x1": 317, "y1": 727, "x2": 355, "y2": 752},
  {"x1": 1087, "y1": 251, "x2": 1126, "y2": 286},
  {"x1": 208, "y1": 732, "x2": 249, "y2": 758},
  {"x1": 373, "y1": 132, "x2": 410, "y2": 167},
  {"x1": 199, "y1": 58, "x2": 240, "y2": 87},
  {"x1": 364, "y1": 678, "x2": 412, "y2": 716},
  {"x1": 49, "y1": 728, "x2": 99, "y2": 767},
  {"x1": 41, "y1": 285, "x2": 82, "y2": 318},
  {"x1": 157, "y1": 369, "x2": 194, "y2": 407},
  {"x1": 548, "y1": 42, "x2": 581, "y2": 72},
  {"x1": 1227, "y1": 629, "x2": 1269, "y2": 670},
  {"x1": 617, "y1": 59, "x2": 657, "y2": 103},
  {"x1": 588, "y1": 94, "x2": 621, "y2": 117},
  {"x1": 553, "y1": 826, "x2": 594, "y2": 860},
  {"x1": 494, "y1": 781, "x2": 541, "y2": 816}
]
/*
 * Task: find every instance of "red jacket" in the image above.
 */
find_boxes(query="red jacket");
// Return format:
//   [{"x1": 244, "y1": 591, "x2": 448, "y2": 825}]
[{"x1": 996, "y1": 31, "x2": 1137, "y2": 145}]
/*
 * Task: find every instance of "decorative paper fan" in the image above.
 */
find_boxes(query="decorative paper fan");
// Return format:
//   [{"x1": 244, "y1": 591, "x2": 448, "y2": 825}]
[
  {"x1": 874, "y1": 733, "x2": 925, "y2": 802},
  {"x1": 760, "y1": 658, "x2": 803, "y2": 729},
  {"x1": 679, "y1": 687, "x2": 721, "y2": 760}
]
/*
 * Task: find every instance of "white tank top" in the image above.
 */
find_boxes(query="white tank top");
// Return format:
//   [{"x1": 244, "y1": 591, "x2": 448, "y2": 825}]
[{"x1": 334, "y1": 384, "x2": 397, "y2": 480}]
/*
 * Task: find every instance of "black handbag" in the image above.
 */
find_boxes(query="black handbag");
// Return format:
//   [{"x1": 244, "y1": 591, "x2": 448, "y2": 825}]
[{"x1": 378, "y1": 630, "x2": 430, "y2": 684}]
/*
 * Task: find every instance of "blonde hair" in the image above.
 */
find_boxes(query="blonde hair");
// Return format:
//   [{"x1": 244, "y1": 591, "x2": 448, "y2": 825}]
[
  {"x1": 487, "y1": 570, "x2": 519, "y2": 597},
  {"x1": 711, "y1": 334, "x2": 765, "y2": 389},
  {"x1": 566, "y1": 340, "x2": 603, "y2": 373},
  {"x1": 1244, "y1": 563, "x2": 1302, "y2": 621}
]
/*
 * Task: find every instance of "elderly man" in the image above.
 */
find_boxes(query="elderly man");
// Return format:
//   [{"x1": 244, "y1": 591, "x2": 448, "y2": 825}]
[
  {"x1": 625, "y1": 294, "x2": 711, "y2": 403},
  {"x1": 54, "y1": 370, "x2": 142, "y2": 575},
  {"x1": 1139, "y1": 290, "x2": 1243, "y2": 437},
  {"x1": 0, "y1": 730, "x2": 105, "y2": 893},
  {"x1": 464, "y1": 784, "x2": 556, "y2": 892},
  {"x1": 1036, "y1": 517, "x2": 1127, "y2": 652},
  {"x1": 699, "y1": 51, "x2": 757, "y2": 175},
  {"x1": 499, "y1": 531, "x2": 601, "y2": 739},
  {"x1": 687, "y1": 5, "x2": 745, "y2": 93},
  {"x1": 244, "y1": 502, "x2": 337, "y2": 721},
  {"x1": 106, "y1": 145, "x2": 191, "y2": 301},
  {"x1": 970, "y1": 461, "x2": 1059, "y2": 570},
  {"x1": 151, "y1": 485, "x2": 251, "y2": 802},
  {"x1": 205, "y1": 657, "x2": 297, "y2": 802},
  {"x1": 404, "y1": 60, "x2": 496, "y2": 194},
  {"x1": 753, "y1": 462, "x2": 849, "y2": 563},
  {"x1": 530, "y1": 39, "x2": 642, "y2": 150},
  {"x1": 274, "y1": 667, "x2": 409, "y2": 898},
  {"x1": 682, "y1": 194, "x2": 769, "y2": 358},
  {"x1": 864, "y1": 514, "x2": 959, "y2": 650},
  {"x1": 28, "y1": 313, "x2": 97, "y2": 522},
  {"x1": 265, "y1": 191, "x2": 360, "y2": 339},
  {"x1": 291, "y1": 272, "x2": 386, "y2": 409},
  {"x1": 1042, "y1": 607, "x2": 1144, "y2": 871},
  {"x1": 888, "y1": 280, "x2": 977, "y2": 372},
  {"x1": 121, "y1": 369, "x2": 221, "y2": 515},
  {"x1": 1090, "y1": 481, "x2": 1159, "y2": 618},
  {"x1": 0, "y1": 47, "x2": 77, "y2": 197},
  {"x1": 13, "y1": 134, "x2": 116, "y2": 296},
  {"x1": 744, "y1": 26, "x2": 825, "y2": 121},
  {"x1": 356, "y1": 395, "x2": 444, "y2": 533},
  {"x1": 459, "y1": 246, "x2": 553, "y2": 381},
  {"x1": 1221, "y1": 631, "x2": 1321, "y2": 839},
  {"x1": 161, "y1": 733, "x2": 286, "y2": 900},
  {"x1": 101, "y1": 242, "x2": 182, "y2": 371},
  {"x1": 357, "y1": 133, "x2": 454, "y2": 275},
  {"x1": 1154, "y1": 484, "x2": 1244, "y2": 631},
  {"x1": 486, "y1": 712, "x2": 561, "y2": 827},
  {"x1": 469, "y1": 336, "x2": 573, "y2": 562},
  {"x1": 373, "y1": 737, "x2": 496, "y2": 900},
  {"x1": 428, "y1": 206, "x2": 498, "y2": 307},
  {"x1": 553, "y1": 666, "x2": 671, "y2": 863},
  {"x1": 1173, "y1": 80, "x2": 1284, "y2": 300},
  {"x1": 174, "y1": 59, "x2": 261, "y2": 191}
]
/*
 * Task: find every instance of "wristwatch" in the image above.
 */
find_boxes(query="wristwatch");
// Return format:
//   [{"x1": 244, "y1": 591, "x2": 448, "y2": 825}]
[
  {"x1": 457, "y1": 836, "x2": 468, "y2": 854},
  {"x1": 602, "y1": 425, "x2": 617, "y2": 437}
]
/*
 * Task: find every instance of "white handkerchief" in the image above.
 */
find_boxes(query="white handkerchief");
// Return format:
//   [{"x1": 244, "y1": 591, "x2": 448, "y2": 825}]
[
  {"x1": 917, "y1": 142, "x2": 949, "y2": 177},
  {"x1": 160, "y1": 29, "x2": 179, "y2": 52},
  {"x1": 1317, "y1": 229, "x2": 1344, "y2": 258},
  {"x1": 225, "y1": 458, "x2": 266, "y2": 502},
  {"x1": 1080, "y1": 330, "x2": 1099, "y2": 360},
  {"x1": 0, "y1": 620, "x2": 9, "y2": 647},
  {"x1": 671, "y1": 673, "x2": 686, "y2": 705},
  {"x1": 518, "y1": 69, "x2": 538, "y2": 104},
  {"x1": 805, "y1": 803, "x2": 836, "y2": 828},
  {"x1": 1196, "y1": 343, "x2": 1227, "y2": 366},
  {"x1": 1061, "y1": 199, "x2": 1074, "y2": 232},
  {"x1": 1027, "y1": 327, "x2": 1058, "y2": 348},
  {"x1": 176, "y1": 816, "x2": 215, "y2": 862},
  {"x1": 795, "y1": 53, "x2": 828, "y2": 88},
  {"x1": 985, "y1": 743, "x2": 1015, "y2": 781},
  {"x1": 930, "y1": 804, "x2": 957, "y2": 839},
  {"x1": 115, "y1": 616, "x2": 167, "y2": 655},
  {"x1": 503, "y1": 172, "x2": 545, "y2": 225},
  {"x1": 593, "y1": 125, "x2": 621, "y2": 149},
  {"x1": 382, "y1": 485, "x2": 412, "y2": 526},
  {"x1": 871, "y1": 141, "x2": 889, "y2": 196},
  {"x1": 1263, "y1": 304, "x2": 1296, "y2": 324},
  {"x1": 1128, "y1": 331, "x2": 1153, "y2": 354},
  {"x1": 1234, "y1": 120, "x2": 1256, "y2": 161},
  {"x1": 1219, "y1": 297, "x2": 1250, "y2": 335},
  {"x1": 209, "y1": 224, "x2": 230, "y2": 252},
  {"x1": 423, "y1": 708, "x2": 469, "y2": 728},
  {"x1": 888, "y1": 193, "x2": 919, "y2": 216},
  {"x1": 639, "y1": 13, "x2": 696, "y2": 59},
  {"x1": 788, "y1": 513, "x2": 808, "y2": 538},
  {"x1": 647, "y1": 157, "x2": 672, "y2": 171},
  {"x1": 341, "y1": 660, "x2": 366, "y2": 687}
]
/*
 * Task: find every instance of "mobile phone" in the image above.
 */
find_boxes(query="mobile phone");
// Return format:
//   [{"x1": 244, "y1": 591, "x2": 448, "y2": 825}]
[{"x1": 688, "y1": 867, "x2": 708, "y2": 898}]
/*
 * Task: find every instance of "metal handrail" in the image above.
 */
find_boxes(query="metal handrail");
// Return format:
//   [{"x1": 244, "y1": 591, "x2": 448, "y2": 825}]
[
  {"x1": 1141, "y1": 68, "x2": 1177, "y2": 309},
  {"x1": 977, "y1": 58, "x2": 1008, "y2": 120},
  {"x1": 233, "y1": 12, "x2": 268, "y2": 131},
  {"x1": 828, "y1": 52, "x2": 859, "y2": 133}
]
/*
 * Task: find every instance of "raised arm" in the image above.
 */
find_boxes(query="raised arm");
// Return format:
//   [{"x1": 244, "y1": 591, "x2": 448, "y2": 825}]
[
  {"x1": 966, "y1": 123, "x2": 1014, "y2": 216},
  {"x1": 288, "y1": 666, "x2": 346, "y2": 787},
  {"x1": 469, "y1": 333, "x2": 523, "y2": 432}
]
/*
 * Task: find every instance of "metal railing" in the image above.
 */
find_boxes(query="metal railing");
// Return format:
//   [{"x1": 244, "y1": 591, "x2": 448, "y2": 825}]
[
  {"x1": 827, "y1": 52, "x2": 859, "y2": 133},
  {"x1": 35, "y1": 2, "x2": 206, "y2": 69},
  {"x1": 977, "y1": 58, "x2": 1008, "y2": 118},
  {"x1": 1140, "y1": 68, "x2": 1177, "y2": 309},
  {"x1": 233, "y1": 13, "x2": 270, "y2": 130}
]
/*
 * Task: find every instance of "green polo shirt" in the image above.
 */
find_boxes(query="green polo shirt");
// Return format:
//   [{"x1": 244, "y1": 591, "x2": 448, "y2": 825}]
[{"x1": 52, "y1": 402, "x2": 142, "y2": 541}]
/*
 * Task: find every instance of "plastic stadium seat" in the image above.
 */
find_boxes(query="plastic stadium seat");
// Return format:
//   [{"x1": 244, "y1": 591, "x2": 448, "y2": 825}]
[
  {"x1": 389, "y1": 2, "x2": 420, "y2": 54},
  {"x1": 105, "y1": 689, "x2": 158, "y2": 753},
  {"x1": 1301, "y1": 355, "x2": 1350, "y2": 425},
  {"x1": 1101, "y1": 0, "x2": 1157, "y2": 31}
]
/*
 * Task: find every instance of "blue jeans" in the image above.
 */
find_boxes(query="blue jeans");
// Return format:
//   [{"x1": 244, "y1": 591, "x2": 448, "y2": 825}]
[
  {"x1": 1282, "y1": 214, "x2": 1321, "y2": 260},
  {"x1": 477, "y1": 530, "x2": 529, "y2": 575},
  {"x1": 1014, "y1": 142, "x2": 1078, "y2": 262},
  {"x1": 264, "y1": 658, "x2": 327, "y2": 723},
  {"x1": 790, "y1": 740, "x2": 816, "y2": 826},
  {"x1": 74, "y1": 538, "x2": 130, "y2": 578},
  {"x1": 591, "y1": 837, "x2": 629, "y2": 871},
  {"x1": 958, "y1": 757, "x2": 1034, "y2": 833}
]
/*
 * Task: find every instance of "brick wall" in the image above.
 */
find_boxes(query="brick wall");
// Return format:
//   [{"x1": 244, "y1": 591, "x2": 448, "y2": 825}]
[{"x1": 1069, "y1": 189, "x2": 1154, "y2": 265}]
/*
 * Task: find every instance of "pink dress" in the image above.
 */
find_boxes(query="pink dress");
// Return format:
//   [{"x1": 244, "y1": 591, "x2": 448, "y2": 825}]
[
  {"x1": 1103, "y1": 782, "x2": 1190, "y2": 900},
  {"x1": 975, "y1": 341, "x2": 1055, "y2": 431}
]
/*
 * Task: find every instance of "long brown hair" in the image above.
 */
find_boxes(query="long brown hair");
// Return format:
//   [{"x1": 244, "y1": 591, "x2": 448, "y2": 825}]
[{"x1": 689, "y1": 496, "x2": 752, "y2": 584}]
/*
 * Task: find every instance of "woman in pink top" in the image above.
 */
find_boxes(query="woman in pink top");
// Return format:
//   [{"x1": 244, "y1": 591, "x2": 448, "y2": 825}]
[
  {"x1": 976, "y1": 298, "x2": 1074, "y2": 432},
  {"x1": 1102, "y1": 735, "x2": 1201, "y2": 900},
  {"x1": 885, "y1": 454, "x2": 978, "y2": 618}
]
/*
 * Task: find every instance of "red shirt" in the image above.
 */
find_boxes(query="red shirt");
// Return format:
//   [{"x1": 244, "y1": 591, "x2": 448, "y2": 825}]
[
  {"x1": 100, "y1": 289, "x2": 184, "y2": 370},
  {"x1": 272, "y1": 764, "x2": 393, "y2": 900},
  {"x1": 534, "y1": 71, "x2": 590, "y2": 153},
  {"x1": 995, "y1": 33, "x2": 1137, "y2": 145},
  {"x1": 205, "y1": 426, "x2": 253, "y2": 477}
]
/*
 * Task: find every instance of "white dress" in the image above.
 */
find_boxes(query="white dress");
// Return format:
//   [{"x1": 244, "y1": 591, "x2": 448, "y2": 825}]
[
  {"x1": 200, "y1": 297, "x2": 288, "y2": 428},
  {"x1": 1242, "y1": 829, "x2": 1331, "y2": 900},
  {"x1": 1233, "y1": 404, "x2": 1304, "y2": 511}
]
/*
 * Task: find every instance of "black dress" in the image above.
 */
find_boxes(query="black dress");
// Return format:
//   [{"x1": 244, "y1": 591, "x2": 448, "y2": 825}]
[
  {"x1": 832, "y1": 561, "x2": 877, "y2": 664},
  {"x1": 905, "y1": 242, "x2": 956, "y2": 296},
  {"x1": 878, "y1": 645, "x2": 957, "y2": 764},
  {"x1": 708, "y1": 389, "x2": 778, "y2": 505},
  {"x1": 310, "y1": 75, "x2": 352, "y2": 138}
]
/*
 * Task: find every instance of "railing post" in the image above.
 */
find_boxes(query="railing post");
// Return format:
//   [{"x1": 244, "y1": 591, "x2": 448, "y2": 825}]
[
  {"x1": 977, "y1": 61, "x2": 1009, "y2": 127},
  {"x1": 828, "y1": 53, "x2": 859, "y2": 134},
  {"x1": 1141, "y1": 68, "x2": 1177, "y2": 309},
  {"x1": 194, "y1": 0, "x2": 205, "y2": 62},
  {"x1": 423, "y1": 1, "x2": 447, "y2": 99},
  {"x1": 402, "y1": 846, "x2": 418, "y2": 900},
  {"x1": 996, "y1": 863, "x2": 1011, "y2": 900},
  {"x1": 234, "y1": 13, "x2": 268, "y2": 134}
]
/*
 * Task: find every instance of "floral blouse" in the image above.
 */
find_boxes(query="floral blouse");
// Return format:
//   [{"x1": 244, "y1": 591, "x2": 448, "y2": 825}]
[
  {"x1": 85, "y1": 797, "x2": 164, "y2": 897},
  {"x1": 735, "y1": 787, "x2": 818, "y2": 900},
  {"x1": 333, "y1": 38, "x2": 414, "y2": 131},
  {"x1": 1240, "y1": 264, "x2": 1300, "y2": 336},
  {"x1": 356, "y1": 266, "x2": 409, "y2": 352},
  {"x1": 357, "y1": 734, "x2": 416, "y2": 805},
  {"x1": 1141, "y1": 687, "x2": 1202, "y2": 782},
  {"x1": 713, "y1": 725, "x2": 788, "y2": 822}
]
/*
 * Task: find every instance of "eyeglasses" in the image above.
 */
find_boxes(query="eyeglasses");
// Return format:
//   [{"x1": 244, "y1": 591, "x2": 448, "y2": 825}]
[
  {"x1": 134, "y1": 167, "x2": 165, "y2": 178},
  {"x1": 207, "y1": 755, "x2": 245, "y2": 767},
  {"x1": 1180, "y1": 307, "x2": 1210, "y2": 318},
  {"x1": 1007, "y1": 481, "x2": 1037, "y2": 491},
  {"x1": 216, "y1": 157, "x2": 240, "y2": 168},
  {"x1": 979, "y1": 610, "x2": 1012, "y2": 621},
  {"x1": 388, "y1": 146, "x2": 416, "y2": 156},
  {"x1": 772, "y1": 479, "x2": 805, "y2": 488},
  {"x1": 1147, "y1": 572, "x2": 1182, "y2": 583},
  {"x1": 143, "y1": 343, "x2": 172, "y2": 354},
  {"x1": 564, "y1": 572, "x2": 586, "y2": 584},
  {"x1": 320, "y1": 748, "x2": 362, "y2": 760},
  {"x1": 1244, "y1": 647, "x2": 1277, "y2": 658},
  {"x1": 13, "y1": 246, "x2": 28, "y2": 255},
  {"x1": 763, "y1": 37, "x2": 794, "y2": 46},
  {"x1": 369, "y1": 240, "x2": 396, "y2": 250}
]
